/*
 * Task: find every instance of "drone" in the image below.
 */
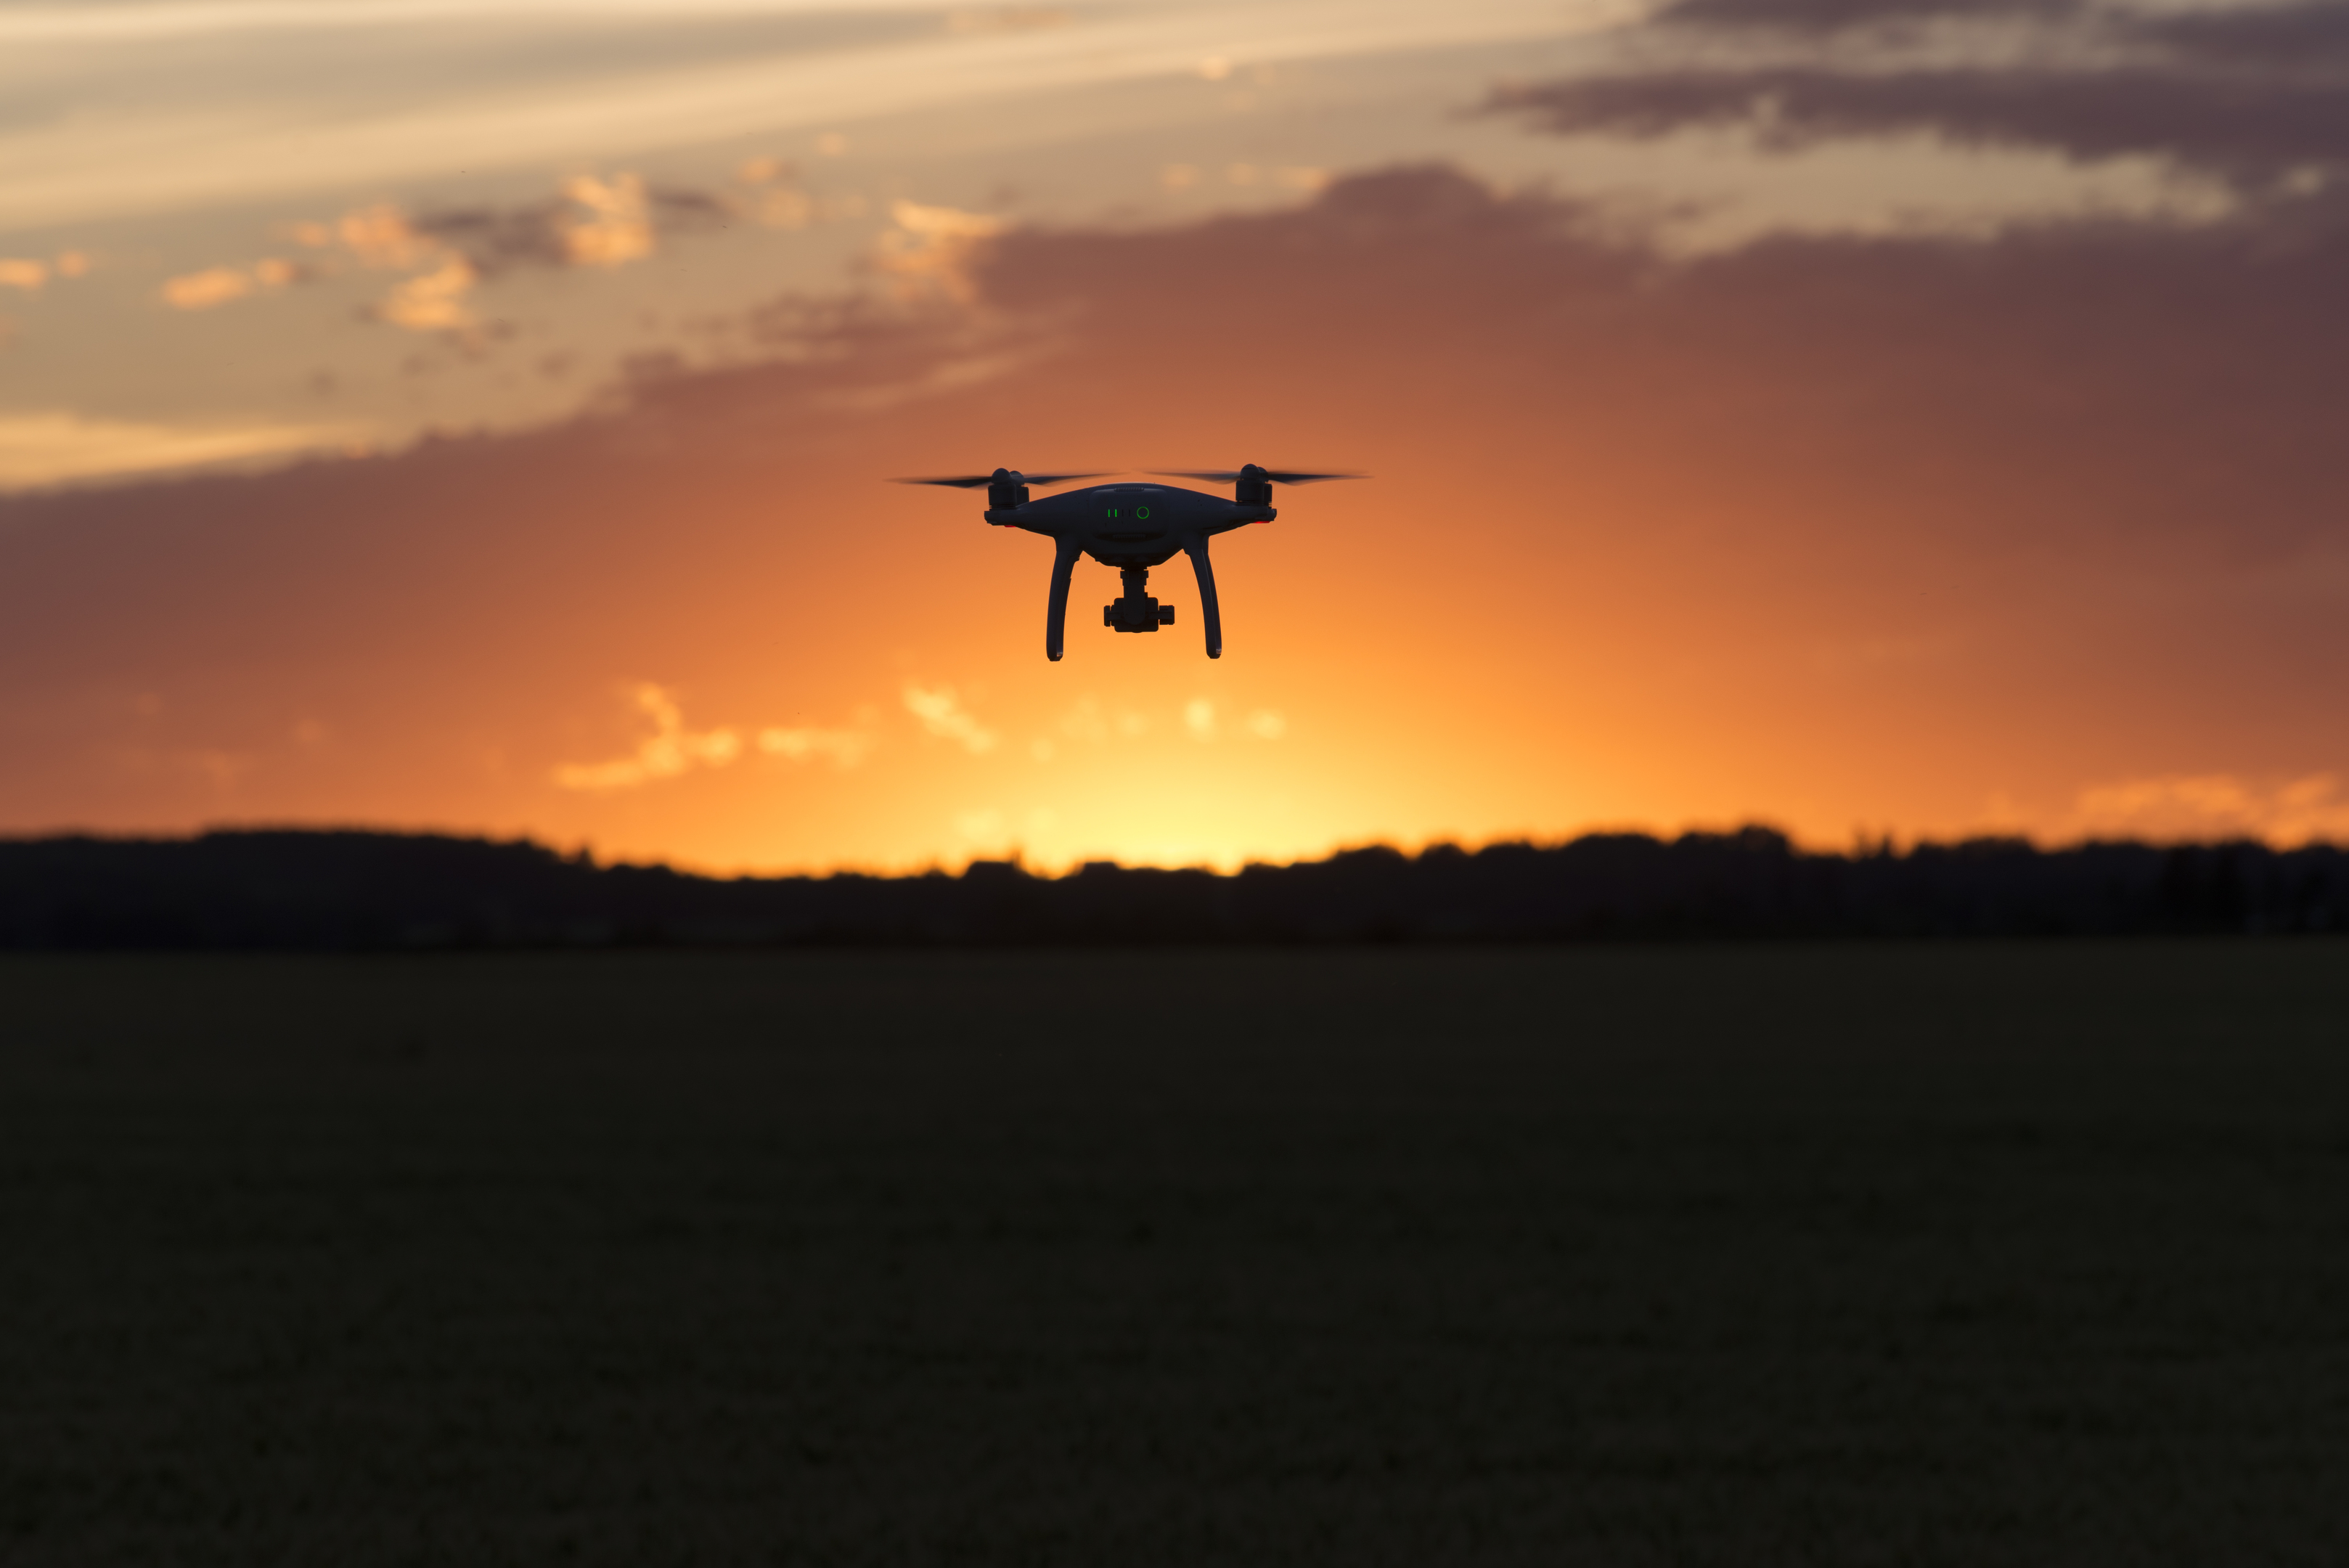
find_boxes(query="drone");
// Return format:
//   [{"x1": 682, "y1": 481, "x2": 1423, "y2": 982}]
[{"x1": 896, "y1": 465, "x2": 1362, "y2": 659}]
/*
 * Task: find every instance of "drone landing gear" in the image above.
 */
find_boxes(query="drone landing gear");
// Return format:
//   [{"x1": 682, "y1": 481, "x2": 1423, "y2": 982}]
[{"x1": 1104, "y1": 567, "x2": 1175, "y2": 633}]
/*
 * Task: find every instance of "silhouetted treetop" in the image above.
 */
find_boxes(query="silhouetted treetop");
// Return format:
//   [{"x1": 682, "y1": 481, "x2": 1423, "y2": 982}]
[{"x1": 0, "y1": 828, "x2": 2338, "y2": 948}]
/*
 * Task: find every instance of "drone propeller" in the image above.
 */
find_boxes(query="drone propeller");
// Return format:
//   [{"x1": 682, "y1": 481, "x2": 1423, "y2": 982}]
[
  {"x1": 1155, "y1": 468, "x2": 1363, "y2": 486},
  {"x1": 894, "y1": 470, "x2": 1106, "y2": 489}
]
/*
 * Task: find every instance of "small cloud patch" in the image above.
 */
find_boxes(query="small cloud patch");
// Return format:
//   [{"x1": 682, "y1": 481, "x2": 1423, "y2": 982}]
[
  {"x1": 2070, "y1": 772, "x2": 2349, "y2": 846},
  {"x1": 0, "y1": 410, "x2": 367, "y2": 489},
  {"x1": 555, "y1": 683, "x2": 870, "y2": 791},
  {"x1": 904, "y1": 683, "x2": 998, "y2": 754},
  {"x1": 756, "y1": 724, "x2": 873, "y2": 768},
  {"x1": 873, "y1": 200, "x2": 1007, "y2": 302}
]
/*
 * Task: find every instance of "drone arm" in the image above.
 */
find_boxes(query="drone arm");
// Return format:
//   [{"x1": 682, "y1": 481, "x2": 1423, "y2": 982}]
[
  {"x1": 1045, "y1": 536, "x2": 1083, "y2": 662},
  {"x1": 1185, "y1": 536, "x2": 1223, "y2": 659}
]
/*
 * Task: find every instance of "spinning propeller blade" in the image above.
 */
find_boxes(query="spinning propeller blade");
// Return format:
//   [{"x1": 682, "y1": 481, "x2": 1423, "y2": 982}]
[
  {"x1": 894, "y1": 471, "x2": 1106, "y2": 489},
  {"x1": 1154, "y1": 468, "x2": 1364, "y2": 486}
]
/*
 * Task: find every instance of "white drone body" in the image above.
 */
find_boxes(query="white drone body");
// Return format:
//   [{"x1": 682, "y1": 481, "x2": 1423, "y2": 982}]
[{"x1": 899, "y1": 464, "x2": 1360, "y2": 660}]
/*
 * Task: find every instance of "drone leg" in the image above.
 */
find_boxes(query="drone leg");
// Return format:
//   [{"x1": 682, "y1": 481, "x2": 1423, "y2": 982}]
[
  {"x1": 1045, "y1": 536, "x2": 1082, "y2": 661},
  {"x1": 1185, "y1": 536, "x2": 1223, "y2": 658}
]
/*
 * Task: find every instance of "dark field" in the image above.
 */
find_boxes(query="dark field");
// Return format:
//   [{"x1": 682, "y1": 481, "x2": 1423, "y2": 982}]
[{"x1": 3, "y1": 944, "x2": 2346, "y2": 1565}]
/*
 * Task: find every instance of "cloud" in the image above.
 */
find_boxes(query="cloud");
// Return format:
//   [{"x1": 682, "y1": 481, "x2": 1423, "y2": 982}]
[
  {"x1": 555, "y1": 682, "x2": 873, "y2": 790},
  {"x1": 159, "y1": 268, "x2": 250, "y2": 310},
  {"x1": 1493, "y1": 70, "x2": 2349, "y2": 189},
  {"x1": 160, "y1": 260, "x2": 306, "y2": 310},
  {"x1": 903, "y1": 682, "x2": 997, "y2": 754},
  {"x1": 1652, "y1": 0, "x2": 2080, "y2": 32},
  {"x1": 374, "y1": 257, "x2": 478, "y2": 331},
  {"x1": 290, "y1": 203, "x2": 438, "y2": 269},
  {"x1": 0, "y1": 0, "x2": 1624, "y2": 230},
  {"x1": 0, "y1": 410, "x2": 367, "y2": 489},
  {"x1": 945, "y1": 8, "x2": 1071, "y2": 36},
  {"x1": 756, "y1": 724, "x2": 873, "y2": 767},
  {"x1": 168, "y1": 209, "x2": 420, "y2": 313},
  {"x1": 2070, "y1": 774, "x2": 2349, "y2": 847},
  {"x1": 1187, "y1": 700, "x2": 1286, "y2": 740},
  {"x1": 1163, "y1": 161, "x2": 1330, "y2": 192},
  {"x1": 873, "y1": 200, "x2": 1008, "y2": 302},
  {"x1": 158, "y1": 176, "x2": 738, "y2": 334},
  {"x1": 1056, "y1": 697, "x2": 1148, "y2": 742},
  {"x1": 557, "y1": 173, "x2": 655, "y2": 267},
  {"x1": 735, "y1": 161, "x2": 817, "y2": 229},
  {"x1": 552, "y1": 682, "x2": 743, "y2": 791},
  {"x1": 1490, "y1": 0, "x2": 2349, "y2": 192}
]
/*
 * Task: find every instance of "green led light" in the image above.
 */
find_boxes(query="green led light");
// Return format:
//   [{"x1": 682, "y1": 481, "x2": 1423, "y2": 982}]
[{"x1": 1135, "y1": 505, "x2": 1151, "y2": 519}]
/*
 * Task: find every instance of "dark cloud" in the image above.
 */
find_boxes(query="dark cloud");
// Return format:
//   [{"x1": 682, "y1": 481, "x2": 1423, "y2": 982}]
[
  {"x1": 410, "y1": 201, "x2": 574, "y2": 274},
  {"x1": 412, "y1": 181, "x2": 743, "y2": 277},
  {"x1": 2146, "y1": 2, "x2": 2349, "y2": 71},
  {"x1": 1495, "y1": 1, "x2": 2349, "y2": 184},
  {"x1": 1491, "y1": 68, "x2": 2349, "y2": 181},
  {"x1": 1656, "y1": 0, "x2": 2084, "y2": 32},
  {"x1": 645, "y1": 185, "x2": 736, "y2": 231}
]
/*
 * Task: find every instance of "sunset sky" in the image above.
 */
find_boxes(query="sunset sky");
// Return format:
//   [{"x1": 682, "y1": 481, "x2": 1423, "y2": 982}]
[{"x1": 4, "y1": 0, "x2": 2348, "y2": 873}]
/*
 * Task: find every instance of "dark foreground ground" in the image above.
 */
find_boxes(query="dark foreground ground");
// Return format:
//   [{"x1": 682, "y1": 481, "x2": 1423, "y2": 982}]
[{"x1": 2, "y1": 944, "x2": 2345, "y2": 1566}]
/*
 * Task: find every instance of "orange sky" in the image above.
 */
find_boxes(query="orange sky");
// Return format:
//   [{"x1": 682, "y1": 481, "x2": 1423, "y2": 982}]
[{"x1": 5, "y1": 1, "x2": 2349, "y2": 870}]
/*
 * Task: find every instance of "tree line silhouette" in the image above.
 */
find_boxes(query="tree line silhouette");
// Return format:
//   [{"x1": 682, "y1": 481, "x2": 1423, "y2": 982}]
[{"x1": 0, "y1": 828, "x2": 2342, "y2": 948}]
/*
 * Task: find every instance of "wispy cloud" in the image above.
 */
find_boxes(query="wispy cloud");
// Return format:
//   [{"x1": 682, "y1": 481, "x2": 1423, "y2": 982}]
[
  {"x1": 2070, "y1": 773, "x2": 2349, "y2": 846},
  {"x1": 0, "y1": 253, "x2": 86, "y2": 290},
  {"x1": 0, "y1": 1, "x2": 1019, "y2": 43},
  {"x1": 756, "y1": 723, "x2": 874, "y2": 767},
  {"x1": 287, "y1": 203, "x2": 438, "y2": 267},
  {"x1": 374, "y1": 257, "x2": 478, "y2": 330},
  {"x1": 554, "y1": 682, "x2": 873, "y2": 790},
  {"x1": 557, "y1": 173, "x2": 655, "y2": 266},
  {"x1": 553, "y1": 682, "x2": 742, "y2": 791},
  {"x1": 1163, "y1": 162, "x2": 1331, "y2": 192},
  {"x1": 1058, "y1": 695, "x2": 1147, "y2": 742},
  {"x1": 0, "y1": 410, "x2": 366, "y2": 489},
  {"x1": 0, "y1": 0, "x2": 1614, "y2": 229},
  {"x1": 159, "y1": 257, "x2": 303, "y2": 311},
  {"x1": 1183, "y1": 698, "x2": 1286, "y2": 740},
  {"x1": 155, "y1": 176, "x2": 698, "y2": 333},
  {"x1": 873, "y1": 199, "x2": 1005, "y2": 302},
  {"x1": 947, "y1": 8, "x2": 1071, "y2": 38},
  {"x1": 903, "y1": 682, "x2": 997, "y2": 754}
]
